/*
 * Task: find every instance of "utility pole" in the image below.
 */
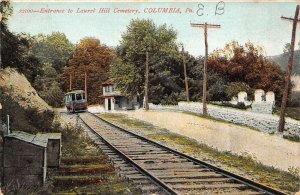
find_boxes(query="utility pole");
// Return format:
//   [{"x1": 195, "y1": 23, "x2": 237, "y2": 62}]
[
  {"x1": 144, "y1": 52, "x2": 149, "y2": 111},
  {"x1": 85, "y1": 71, "x2": 88, "y2": 103},
  {"x1": 181, "y1": 45, "x2": 190, "y2": 102},
  {"x1": 69, "y1": 73, "x2": 72, "y2": 91},
  {"x1": 278, "y1": 5, "x2": 300, "y2": 132},
  {"x1": 191, "y1": 22, "x2": 221, "y2": 116}
]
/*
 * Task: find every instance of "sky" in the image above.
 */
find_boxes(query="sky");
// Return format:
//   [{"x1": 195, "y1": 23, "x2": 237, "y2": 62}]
[{"x1": 8, "y1": 1, "x2": 300, "y2": 57}]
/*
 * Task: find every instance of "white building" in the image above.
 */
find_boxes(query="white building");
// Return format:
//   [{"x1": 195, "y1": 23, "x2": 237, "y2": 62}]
[{"x1": 102, "y1": 79, "x2": 139, "y2": 111}]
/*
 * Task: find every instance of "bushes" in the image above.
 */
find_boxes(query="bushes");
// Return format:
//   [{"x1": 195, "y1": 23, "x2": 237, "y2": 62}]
[
  {"x1": 211, "y1": 102, "x2": 251, "y2": 110},
  {"x1": 289, "y1": 91, "x2": 300, "y2": 107},
  {"x1": 60, "y1": 124, "x2": 91, "y2": 156},
  {"x1": 226, "y1": 82, "x2": 253, "y2": 100}
]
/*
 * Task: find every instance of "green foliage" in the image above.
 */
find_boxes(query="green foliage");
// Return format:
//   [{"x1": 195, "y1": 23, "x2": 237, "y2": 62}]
[
  {"x1": 0, "y1": 1, "x2": 13, "y2": 25},
  {"x1": 1, "y1": 1, "x2": 42, "y2": 83},
  {"x1": 289, "y1": 91, "x2": 300, "y2": 107},
  {"x1": 212, "y1": 101, "x2": 251, "y2": 110},
  {"x1": 1, "y1": 11, "x2": 72, "y2": 107},
  {"x1": 26, "y1": 32, "x2": 75, "y2": 107},
  {"x1": 40, "y1": 81, "x2": 65, "y2": 108},
  {"x1": 207, "y1": 73, "x2": 228, "y2": 101},
  {"x1": 34, "y1": 63, "x2": 65, "y2": 107},
  {"x1": 1, "y1": 29, "x2": 42, "y2": 83},
  {"x1": 29, "y1": 32, "x2": 75, "y2": 73},
  {"x1": 187, "y1": 56, "x2": 204, "y2": 101},
  {"x1": 111, "y1": 19, "x2": 204, "y2": 104},
  {"x1": 61, "y1": 124, "x2": 90, "y2": 156},
  {"x1": 283, "y1": 43, "x2": 291, "y2": 54},
  {"x1": 226, "y1": 82, "x2": 253, "y2": 100},
  {"x1": 110, "y1": 58, "x2": 142, "y2": 97}
]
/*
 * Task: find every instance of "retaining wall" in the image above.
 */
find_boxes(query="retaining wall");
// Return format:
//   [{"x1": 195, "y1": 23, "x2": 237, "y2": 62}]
[{"x1": 149, "y1": 102, "x2": 300, "y2": 136}]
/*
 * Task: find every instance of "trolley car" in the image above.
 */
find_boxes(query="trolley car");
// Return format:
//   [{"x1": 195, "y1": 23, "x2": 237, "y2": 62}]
[{"x1": 64, "y1": 90, "x2": 87, "y2": 113}]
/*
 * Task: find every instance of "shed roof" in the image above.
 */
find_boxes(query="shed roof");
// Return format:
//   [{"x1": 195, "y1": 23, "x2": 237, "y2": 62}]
[
  {"x1": 36, "y1": 133, "x2": 61, "y2": 140},
  {"x1": 6, "y1": 131, "x2": 48, "y2": 148}
]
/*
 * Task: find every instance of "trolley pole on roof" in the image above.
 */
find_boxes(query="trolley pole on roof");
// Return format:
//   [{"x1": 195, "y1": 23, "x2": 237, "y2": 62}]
[
  {"x1": 191, "y1": 22, "x2": 221, "y2": 116},
  {"x1": 85, "y1": 71, "x2": 88, "y2": 104},
  {"x1": 69, "y1": 73, "x2": 72, "y2": 91},
  {"x1": 278, "y1": 5, "x2": 300, "y2": 132}
]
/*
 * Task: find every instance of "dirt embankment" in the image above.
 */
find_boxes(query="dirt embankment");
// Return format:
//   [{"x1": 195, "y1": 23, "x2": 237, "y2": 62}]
[{"x1": 0, "y1": 68, "x2": 51, "y2": 112}]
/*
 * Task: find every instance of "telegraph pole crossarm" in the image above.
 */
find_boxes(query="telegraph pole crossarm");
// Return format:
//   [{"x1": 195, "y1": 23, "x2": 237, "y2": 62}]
[
  {"x1": 191, "y1": 22, "x2": 221, "y2": 116},
  {"x1": 281, "y1": 16, "x2": 300, "y2": 22},
  {"x1": 278, "y1": 5, "x2": 300, "y2": 132}
]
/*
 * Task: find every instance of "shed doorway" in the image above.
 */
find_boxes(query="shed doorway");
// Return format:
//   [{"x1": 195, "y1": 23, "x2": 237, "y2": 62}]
[{"x1": 108, "y1": 99, "x2": 111, "y2": 110}]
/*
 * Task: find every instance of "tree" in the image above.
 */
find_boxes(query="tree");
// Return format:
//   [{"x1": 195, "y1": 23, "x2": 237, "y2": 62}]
[
  {"x1": 283, "y1": 43, "x2": 292, "y2": 54},
  {"x1": 63, "y1": 38, "x2": 114, "y2": 104},
  {"x1": 207, "y1": 73, "x2": 228, "y2": 101},
  {"x1": 33, "y1": 63, "x2": 65, "y2": 107},
  {"x1": 25, "y1": 32, "x2": 75, "y2": 107},
  {"x1": 226, "y1": 82, "x2": 253, "y2": 100},
  {"x1": 1, "y1": 1, "x2": 42, "y2": 83},
  {"x1": 185, "y1": 56, "x2": 204, "y2": 101},
  {"x1": 0, "y1": 1, "x2": 12, "y2": 26},
  {"x1": 208, "y1": 41, "x2": 286, "y2": 104},
  {"x1": 29, "y1": 32, "x2": 75, "y2": 74},
  {"x1": 111, "y1": 19, "x2": 190, "y2": 104}
]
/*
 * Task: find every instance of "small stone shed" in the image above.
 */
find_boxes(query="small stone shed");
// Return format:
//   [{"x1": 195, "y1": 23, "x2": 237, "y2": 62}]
[
  {"x1": 36, "y1": 133, "x2": 62, "y2": 167},
  {"x1": 3, "y1": 131, "x2": 48, "y2": 186}
]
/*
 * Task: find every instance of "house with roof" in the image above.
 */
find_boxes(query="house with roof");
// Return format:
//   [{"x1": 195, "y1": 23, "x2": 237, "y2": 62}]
[{"x1": 101, "y1": 79, "x2": 140, "y2": 111}]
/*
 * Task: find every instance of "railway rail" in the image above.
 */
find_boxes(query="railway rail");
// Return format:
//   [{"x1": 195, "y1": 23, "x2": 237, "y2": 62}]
[{"x1": 78, "y1": 112, "x2": 287, "y2": 195}]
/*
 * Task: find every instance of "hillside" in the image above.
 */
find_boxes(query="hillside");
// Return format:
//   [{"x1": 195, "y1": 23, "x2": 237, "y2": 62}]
[
  {"x1": 268, "y1": 50, "x2": 300, "y2": 75},
  {"x1": 0, "y1": 68, "x2": 51, "y2": 112}
]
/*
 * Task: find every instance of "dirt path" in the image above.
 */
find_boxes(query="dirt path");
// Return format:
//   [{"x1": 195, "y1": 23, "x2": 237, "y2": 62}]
[{"x1": 122, "y1": 110, "x2": 300, "y2": 172}]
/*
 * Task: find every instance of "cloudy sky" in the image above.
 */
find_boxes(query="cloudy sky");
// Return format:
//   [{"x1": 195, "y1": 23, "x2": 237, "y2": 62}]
[{"x1": 8, "y1": 1, "x2": 300, "y2": 57}]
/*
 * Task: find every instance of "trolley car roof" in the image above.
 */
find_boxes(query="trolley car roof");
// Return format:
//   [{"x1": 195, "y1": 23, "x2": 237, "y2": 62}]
[{"x1": 65, "y1": 90, "x2": 85, "y2": 95}]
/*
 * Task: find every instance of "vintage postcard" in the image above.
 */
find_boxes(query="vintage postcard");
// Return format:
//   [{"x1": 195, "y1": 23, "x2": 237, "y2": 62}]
[{"x1": 0, "y1": 0, "x2": 299, "y2": 194}]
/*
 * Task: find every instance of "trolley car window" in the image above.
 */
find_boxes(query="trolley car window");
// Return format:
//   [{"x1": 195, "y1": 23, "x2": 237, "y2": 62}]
[
  {"x1": 76, "y1": 94, "x2": 82, "y2": 100},
  {"x1": 82, "y1": 93, "x2": 85, "y2": 100},
  {"x1": 71, "y1": 94, "x2": 75, "y2": 101}
]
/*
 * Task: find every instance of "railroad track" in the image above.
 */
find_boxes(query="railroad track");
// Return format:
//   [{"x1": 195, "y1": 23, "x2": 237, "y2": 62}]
[{"x1": 78, "y1": 112, "x2": 286, "y2": 195}]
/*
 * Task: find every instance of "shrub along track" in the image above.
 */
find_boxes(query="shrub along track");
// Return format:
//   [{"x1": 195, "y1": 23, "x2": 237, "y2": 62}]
[{"x1": 78, "y1": 112, "x2": 287, "y2": 195}]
